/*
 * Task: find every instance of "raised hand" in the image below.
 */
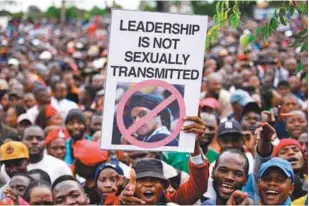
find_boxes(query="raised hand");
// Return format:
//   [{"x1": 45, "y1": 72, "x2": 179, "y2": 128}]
[
  {"x1": 256, "y1": 122, "x2": 276, "y2": 156},
  {"x1": 119, "y1": 168, "x2": 145, "y2": 205},
  {"x1": 263, "y1": 105, "x2": 294, "y2": 123},
  {"x1": 3, "y1": 186, "x2": 19, "y2": 205},
  {"x1": 226, "y1": 190, "x2": 251, "y2": 205}
]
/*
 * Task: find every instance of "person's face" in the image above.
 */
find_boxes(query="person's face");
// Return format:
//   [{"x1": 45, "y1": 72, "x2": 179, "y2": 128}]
[
  {"x1": 278, "y1": 86, "x2": 291, "y2": 97},
  {"x1": 17, "y1": 121, "x2": 32, "y2": 136},
  {"x1": 8, "y1": 95, "x2": 21, "y2": 107},
  {"x1": 4, "y1": 158, "x2": 28, "y2": 177},
  {"x1": 285, "y1": 113, "x2": 307, "y2": 139},
  {"x1": 212, "y1": 152, "x2": 248, "y2": 201},
  {"x1": 1, "y1": 93, "x2": 9, "y2": 110},
  {"x1": 217, "y1": 134, "x2": 243, "y2": 151},
  {"x1": 282, "y1": 97, "x2": 299, "y2": 113},
  {"x1": 83, "y1": 111, "x2": 93, "y2": 129},
  {"x1": 5, "y1": 107, "x2": 18, "y2": 128},
  {"x1": 90, "y1": 115, "x2": 102, "y2": 134},
  {"x1": 22, "y1": 127, "x2": 45, "y2": 156},
  {"x1": 298, "y1": 134, "x2": 308, "y2": 156},
  {"x1": 207, "y1": 79, "x2": 221, "y2": 98},
  {"x1": 277, "y1": 145, "x2": 305, "y2": 171},
  {"x1": 47, "y1": 138, "x2": 66, "y2": 160},
  {"x1": 289, "y1": 77, "x2": 300, "y2": 92},
  {"x1": 241, "y1": 112, "x2": 262, "y2": 133},
  {"x1": 9, "y1": 175, "x2": 31, "y2": 198},
  {"x1": 258, "y1": 168, "x2": 294, "y2": 205},
  {"x1": 248, "y1": 76, "x2": 260, "y2": 89},
  {"x1": 135, "y1": 177, "x2": 165, "y2": 205},
  {"x1": 55, "y1": 83, "x2": 68, "y2": 100},
  {"x1": 92, "y1": 77, "x2": 104, "y2": 90},
  {"x1": 131, "y1": 107, "x2": 157, "y2": 136},
  {"x1": 30, "y1": 186, "x2": 53, "y2": 205},
  {"x1": 200, "y1": 114, "x2": 216, "y2": 152},
  {"x1": 66, "y1": 119, "x2": 86, "y2": 141},
  {"x1": 96, "y1": 168, "x2": 121, "y2": 198},
  {"x1": 47, "y1": 113, "x2": 63, "y2": 127},
  {"x1": 53, "y1": 180, "x2": 89, "y2": 205},
  {"x1": 37, "y1": 90, "x2": 51, "y2": 105},
  {"x1": 23, "y1": 94, "x2": 36, "y2": 109},
  {"x1": 63, "y1": 73, "x2": 74, "y2": 88}
]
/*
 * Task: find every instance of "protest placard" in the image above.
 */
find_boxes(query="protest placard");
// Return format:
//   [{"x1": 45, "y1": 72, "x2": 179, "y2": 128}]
[{"x1": 101, "y1": 9, "x2": 208, "y2": 152}]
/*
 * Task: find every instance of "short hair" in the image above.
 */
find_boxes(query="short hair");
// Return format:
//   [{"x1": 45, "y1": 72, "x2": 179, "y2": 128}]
[
  {"x1": 11, "y1": 173, "x2": 35, "y2": 201},
  {"x1": 215, "y1": 148, "x2": 249, "y2": 176},
  {"x1": 50, "y1": 80, "x2": 66, "y2": 92},
  {"x1": 277, "y1": 80, "x2": 290, "y2": 89},
  {"x1": 206, "y1": 72, "x2": 223, "y2": 84},
  {"x1": 23, "y1": 125, "x2": 44, "y2": 140},
  {"x1": 85, "y1": 86, "x2": 97, "y2": 102},
  {"x1": 282, "y1": 93, "x2": 298, "y2": 103},
  {"x1": 51, "y1": 175, "x2": 80, "y2": 191},
  {"x1": 11, "y1": 173, "x2": 35, "y2": 182},
  {"x1": 28, "y1": 169, "x2": 52, "y2": 185},
  {"x1": 24, "y1": 180, "x2": 51, "y2": 202},
  {"x1": 9, "y1": 104, "x2": 27, "y2": 116}
]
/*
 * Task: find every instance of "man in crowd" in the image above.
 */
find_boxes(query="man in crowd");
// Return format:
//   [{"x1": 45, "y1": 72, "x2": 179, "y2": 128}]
[
  {"x1": 21, "y1": 125, "x2": 72, "y2": 182},
  {"x1": 52, "y1": 175, "x2": 90, "y2": 205},
  {"x1": 0, "y1": 141, "x2": 29, "y2": 197},
  {"x1": 51, "y1": 81, "x2": 78, "y2": 119},
  {"x1": 64, "y1": 109, "x2": 89, "y2": 164}
]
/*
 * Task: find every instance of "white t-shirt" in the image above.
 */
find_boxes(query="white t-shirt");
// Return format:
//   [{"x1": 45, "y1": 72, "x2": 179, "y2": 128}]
[
  {"x1": 0, "y1": 154, "x2": 72, "y2": 184},
  {"x1": 51, "y1": 97, "x2": 78, "y2": 119},
  {"x1": 27, "y1": 154, "x2": 72, "y2": 183}
]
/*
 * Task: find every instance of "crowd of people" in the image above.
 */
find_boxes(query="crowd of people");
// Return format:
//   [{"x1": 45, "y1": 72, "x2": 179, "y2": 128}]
[{"x1": 0, "y1": 7, "x2": 307, "y2": 206}]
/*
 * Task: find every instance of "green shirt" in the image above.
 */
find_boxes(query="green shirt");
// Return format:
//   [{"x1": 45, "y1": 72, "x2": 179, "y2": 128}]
[{"x1": 161, "y1": 148, "x2": 219, "y2": 173}]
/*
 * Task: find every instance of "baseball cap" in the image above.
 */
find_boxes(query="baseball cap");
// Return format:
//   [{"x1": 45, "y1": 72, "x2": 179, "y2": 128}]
[
  {"x1": 258, "y1": 157, "x2": 294, "y2": 183},
  {"x1": 230, "y1": 89, "x2": 253, "y2": 107},
  {"x1": 218, "y1": 119, "x2": 242, "y2": 137},
  {"x1": 200, "y1": 98, "x2": 219, "y2": 109},
  {"x1": 0, "y1": 141, "x2": 29, "y2": 161},
  {"x1": 17, "y1": 113, "x2": 33, "y2": 124}
]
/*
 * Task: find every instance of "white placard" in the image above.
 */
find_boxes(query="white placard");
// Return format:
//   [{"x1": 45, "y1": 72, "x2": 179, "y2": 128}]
[{"x1": 101, "y1": 9, "x2": 208, "y2": 152}]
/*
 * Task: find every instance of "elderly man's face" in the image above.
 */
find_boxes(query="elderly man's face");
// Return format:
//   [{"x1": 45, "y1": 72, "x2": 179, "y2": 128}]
[{"x1": 206, "y1": 79, "x2": 221, "y2": 99}]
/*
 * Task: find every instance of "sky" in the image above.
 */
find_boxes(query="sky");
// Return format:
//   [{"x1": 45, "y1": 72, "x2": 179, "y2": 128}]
[{"x1": 0, "y1": 0, "x2": 141, "y2": 12}]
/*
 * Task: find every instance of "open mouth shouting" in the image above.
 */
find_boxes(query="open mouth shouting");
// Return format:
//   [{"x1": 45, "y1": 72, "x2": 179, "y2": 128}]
[
  {"x1": 263, "y1": 189, "x2": 280, "y2": 203},
  {"x1": 143, "y1": 190, "x2": 155, "y2": 201},
  {"x1": 286, "y1": 157, "x2": 299, "y2": 166}
]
